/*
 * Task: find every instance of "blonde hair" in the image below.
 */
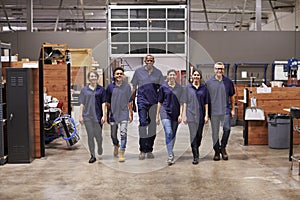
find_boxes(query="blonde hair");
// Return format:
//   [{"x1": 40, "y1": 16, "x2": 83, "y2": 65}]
[{"x1": 88, "y1": 71, "x2": 99, "y2": 79}]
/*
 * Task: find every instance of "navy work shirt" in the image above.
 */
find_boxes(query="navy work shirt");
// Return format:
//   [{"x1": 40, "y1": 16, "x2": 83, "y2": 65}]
[
  {"x1": 158, "y1": 82, "x2": 183, "y2": 121},
  {"x1": 131, "y1": 66, "x2": 164, "y2": 105},
  {"x1": 181, "y1": 83, "x2": 209, "y2": 123},
  {"x1": 206, "y1": 75, "x2": 235, "y2": 116},
  {"x1": 78, "y1": 84, "x2": 106, "y2": 122},
  {"x1": 106, "y1": 81, "x2": 132, "y2": 123}
]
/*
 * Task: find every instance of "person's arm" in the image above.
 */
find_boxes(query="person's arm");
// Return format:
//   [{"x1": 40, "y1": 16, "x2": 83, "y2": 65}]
[
  {"x1": 230, "y1": 95, "x2": 235, "y2": 118},
  {"x1": 128, "y1": 102, "x2": 133, "y2": 123},
  {"x1": 178, "y1": 104, "x2": 183, "y2": 123},
  {"x1": 183, "y1": 103, "x2": 187, "y2": 124},
  {"x1": 79, "y1": 104, "x2": 84, "y2": 124},
  {"x1": 156, "y1": 102, "x2": 162, "y2": 125},
  {"x1": 101, "y1": 102, "x2": 107, "y2": 125},
  {"x1": 106, "y1": 102, "x2": 111, "y2": 123},
  {"x1": 204, "y1": 104, "x2": 209, "y2": 124},
  {"x1": 131, "y1": 85, "x2": 137, "y2": 99},
  {"x1": 131, "y1": 85, "x2": 137, "y2": 112}
]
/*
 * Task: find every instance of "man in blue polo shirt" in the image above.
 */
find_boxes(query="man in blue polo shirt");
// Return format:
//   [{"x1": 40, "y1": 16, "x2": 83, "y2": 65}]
[
  {"x1": 206, "y1": 62, "x2": 235, "y2": 161},
  {"x1": 131, "y1": 55, "x2": 164, "y2": 160},
  {"x1": 106, "y1": 67, "x2": 133, "y2": 162}
]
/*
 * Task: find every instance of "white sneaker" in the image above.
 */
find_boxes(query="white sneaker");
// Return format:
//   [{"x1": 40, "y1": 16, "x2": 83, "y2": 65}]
[{"x1": 167, "y1": 155, "x2": 174, "y2": 165}]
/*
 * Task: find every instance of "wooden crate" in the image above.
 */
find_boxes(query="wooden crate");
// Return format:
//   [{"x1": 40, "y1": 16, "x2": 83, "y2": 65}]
[
  {"x1": 247, "y1": 87, "x2": 300, "y2": 145},
  {"x1": 69, "y1": 48, "x2": 92, "y2": 67},
  {"x1": 44, "y1": 64, "x2": 69, "y2": 114},
  {"x1": 69, "y1": 48, "x2": 93, "y2": 88}
]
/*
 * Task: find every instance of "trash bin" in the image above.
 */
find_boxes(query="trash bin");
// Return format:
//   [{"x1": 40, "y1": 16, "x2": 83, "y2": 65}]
[{"x1": 267, "y1": 114, "x2": 290, "y2": 149}]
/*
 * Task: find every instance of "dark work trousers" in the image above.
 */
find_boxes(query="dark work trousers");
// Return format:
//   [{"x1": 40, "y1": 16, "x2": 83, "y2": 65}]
[
  {"x1": 188, "y1": 121, "x2": 204, "y2": 159},
  {"x1": 137, "y1": 103, "x2": 157, "y2": 153},
  {"x1": 84, "y1": 120, "x2": 103, "y2": 157}
]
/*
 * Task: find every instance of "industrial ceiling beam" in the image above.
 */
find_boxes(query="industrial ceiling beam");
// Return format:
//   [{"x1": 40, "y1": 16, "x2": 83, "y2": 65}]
[
  {"x1": 256, "y1": 0, "x2": 262, "y2": 31},
  {"x1": 201, "y1": 0, "x2": 209, "y2": 30},
  {"x1": 80, "y1": 0, "x2": 87, "y2": 31},
  {"x1": 239, "y1": 0, "x2": 248, "y2": 31},
  {"x1": 268, "y1": 0, "x2": 281, "y2": 31},
  {"x1": 0, "y1": 0, "x2": 14, "y2": 31},
  {"x1": 54, "y1": 0, "x2": 63, "y2": 32},
  {"x1": 26, "y1": 0, "x2": 33, "y2": 32}
]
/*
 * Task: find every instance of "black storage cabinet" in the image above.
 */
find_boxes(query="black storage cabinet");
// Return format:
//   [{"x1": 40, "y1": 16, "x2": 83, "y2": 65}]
[{"x1": 6, "y1": 68, "x2": 34, "y2": 163}]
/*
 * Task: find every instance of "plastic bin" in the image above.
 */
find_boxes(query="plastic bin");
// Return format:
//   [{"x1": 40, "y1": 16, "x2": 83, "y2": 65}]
[{"x1": 267, "y1": 114, "x2": 290, "y2": 149}]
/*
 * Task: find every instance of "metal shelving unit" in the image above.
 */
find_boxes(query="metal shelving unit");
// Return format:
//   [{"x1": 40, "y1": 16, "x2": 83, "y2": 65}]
[
  {"x1": 0, "y1": 41, "x2": 11, "y2": 165},
  {"x1": 234, "y1": 62, "x2": 268, "y2": 85}
]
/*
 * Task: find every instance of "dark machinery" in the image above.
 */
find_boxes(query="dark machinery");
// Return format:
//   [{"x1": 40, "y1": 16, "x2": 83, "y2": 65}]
[
  {"x1": 286, "y1": 58, "x2": 298, "y2": 87},
  {"x1": 44, "y1": 110, "x2": 80, "y2": 147}
]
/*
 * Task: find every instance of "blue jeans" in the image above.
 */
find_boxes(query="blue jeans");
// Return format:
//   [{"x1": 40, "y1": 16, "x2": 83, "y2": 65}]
[
  {"x1": 137, "y1": 103, "x2": 157, "y2": 153},
  {"x1": 84, "y1": 120, "x2": 103, "y2": 157},
  {"x1": 210, "y1": 114, "x2": 231, "y2": 151},
  {"x1": 110, "y1": 121, "x2": 128, "y2": 150},
  {"x1": 161, "y1": 119, "x2": 178, "y2": 157}
]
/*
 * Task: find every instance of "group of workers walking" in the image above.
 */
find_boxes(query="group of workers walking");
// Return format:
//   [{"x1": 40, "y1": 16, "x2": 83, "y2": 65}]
[{"x1": 78, "y1": 54, "x2": 235, "y2": 165}]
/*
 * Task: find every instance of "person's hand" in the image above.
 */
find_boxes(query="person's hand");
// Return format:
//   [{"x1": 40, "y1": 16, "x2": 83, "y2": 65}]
[
  {"x1": 79, "y1": 116, "x2": 84, "y2": 125},
  {"x1": 156, "y1": 115, "x2": 160, "y2": 126},
  {"x1": 204, "y1": 115, "x2": 209, "y2": 124},
  {"x1": 231, "y1": 109, "x2": 235, "y2": 118},
  {"x1": 129, "y1": 114, "x2": 133, "y2": 123},
  {"x1": 178, "y1": 116, "x2": 182, "y2": 124},
  {"x1": 183, "y1": 116, "x2": 187, "y2": 124},
  {"x1": 101, "y1": 116, "x2": 106, "y2": 125}
]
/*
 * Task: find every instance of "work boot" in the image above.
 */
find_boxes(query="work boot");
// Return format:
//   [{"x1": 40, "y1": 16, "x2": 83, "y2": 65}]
[
  {"x1": 147, "y1": 152, "x2": 155, "y2": 159},
  {"x1": 88, "y1": 155, "x2": 96, "y2": 163},
  {"x1": 221, "y1": 148, "x2": 229, "y2": 160},
  {"x1": 118, "y1": 150, "x2": 125, "y2": 162},
  {"x1": 213, "y1": 150, "x2": 220, "y2": 161},
  {"x1": 113, "y1": 144, "x2": 120, "y2": 157},
  {"x1": 192, "y1": 157, "x2": 199, "y2": 165},
  {"x1": 139, "y1": 152, "x2": 145, "y2": 160}
]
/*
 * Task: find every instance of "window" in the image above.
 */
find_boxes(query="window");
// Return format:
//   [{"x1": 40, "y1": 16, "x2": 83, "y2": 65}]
[{"x1": 109, "y1": 5, "x2": 187, "y2": 56}]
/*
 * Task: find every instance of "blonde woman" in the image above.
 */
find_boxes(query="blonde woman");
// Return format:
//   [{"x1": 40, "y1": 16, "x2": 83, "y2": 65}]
[{"x1": 79, "y1": 71, "x2": 106, "y2": 163}]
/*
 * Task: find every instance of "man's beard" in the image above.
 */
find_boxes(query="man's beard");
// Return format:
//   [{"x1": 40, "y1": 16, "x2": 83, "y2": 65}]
[{"x1": 146, "y1": 64, "x2": 153, "y2": 69}]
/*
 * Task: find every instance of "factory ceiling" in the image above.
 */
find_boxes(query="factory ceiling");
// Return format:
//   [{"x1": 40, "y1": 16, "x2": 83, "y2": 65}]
[{"x1": 0, "y1": 0, "x2": 297, "y2": 32}]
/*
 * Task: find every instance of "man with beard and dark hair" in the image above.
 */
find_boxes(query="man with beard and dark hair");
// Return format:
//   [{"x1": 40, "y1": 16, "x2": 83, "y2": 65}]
[{"x1": 131, "y1": 55, "x2": 164, "y2": 160}]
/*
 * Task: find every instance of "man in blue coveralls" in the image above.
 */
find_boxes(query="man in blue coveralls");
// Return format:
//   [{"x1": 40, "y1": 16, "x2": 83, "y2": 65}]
[
  {"x1": 206, "y1": 62, "x2": 235, "y2": 161},
  {"x1": 131, "y1": 55, "x2": 164, "y2": 160}
]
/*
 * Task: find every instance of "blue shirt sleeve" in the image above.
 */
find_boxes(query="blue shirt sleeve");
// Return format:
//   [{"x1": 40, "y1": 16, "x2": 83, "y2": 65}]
[
  {"x1": 158, "y1": 71, "x2": 165, "y2": 85},
  {"x1": 126, "y1": 83, "x2": 133, "y2": 102},
  {"x1": 101, "y1": 88, "x2": 106, "y2": 103},
  {"x1": 131, "y1": 70, "x2": 138, "y2": 86},
  {"x1": 106, "y1": 84, "x2": 113, "y2": 103},
  {"x1": 157, "y1": 85, "x2": 164, "y2": 103},
  {"x1": 78, "y1": 87, "x2": 86, "y2": 105}
]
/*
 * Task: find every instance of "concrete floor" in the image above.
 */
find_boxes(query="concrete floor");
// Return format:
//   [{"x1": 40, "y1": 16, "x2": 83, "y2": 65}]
[{"x1": 1, "y1": 114, "x2": 300, "y2": 200}]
